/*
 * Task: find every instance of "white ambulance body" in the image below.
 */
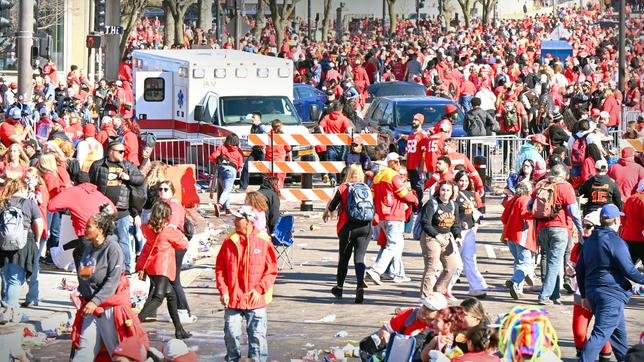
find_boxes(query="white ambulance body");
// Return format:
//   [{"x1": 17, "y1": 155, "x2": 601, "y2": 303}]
[{"x1": 132, "y1": 49, "x2": 309, "y2": 140}]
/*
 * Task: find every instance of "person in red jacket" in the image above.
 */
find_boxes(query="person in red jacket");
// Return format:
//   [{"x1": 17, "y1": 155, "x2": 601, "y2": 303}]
[
  {"x1": 621, "y1": 180, "x2": 644, "y2": 263},
  {"x1": 264, "y1": 119, "x2": 292, "y2": 189},
  {"x1": 121, "y1": 120, "x2": 140, "y2": 167},
  {"x1": 215, "y1": 205, "x2": 278, "y2": 361},
  {"x1": 365, "y1": 152, "x2": 418, "y2": 285},
  {"x1": 96, "y1": 116, "x2": 118, "y2": 147},
  {"x1": 319, "y1": 101, "x2": 352, "y2": 186},
  {"x1": 209, "y1": 134, "x2": 244, "y2": 216},
  {"x1": 351, "y1": 58, "x2": 370, "y2": 95},
  {"x1": 601, "y1": 89, "x2": 621, "y2": 128},
  {"x1": 136, "y1": 201, "x2": 191, "y2": 340},
  {"x1": 501, "y1": 181, "x2": 537, "y2": 300},
  {"x1": 608, "y1": 147, "x2": 644, "y2": 199}
]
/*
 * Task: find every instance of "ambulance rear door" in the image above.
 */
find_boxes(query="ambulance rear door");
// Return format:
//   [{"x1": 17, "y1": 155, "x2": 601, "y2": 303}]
[{"x1": 134, "y1": 71, "x2": 173, "y2": 121}]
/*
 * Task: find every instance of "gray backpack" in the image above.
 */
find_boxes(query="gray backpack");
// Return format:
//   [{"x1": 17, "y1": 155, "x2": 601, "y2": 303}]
[{"x1": 0, "y1": 199, "x2": 27, "y2": 251}]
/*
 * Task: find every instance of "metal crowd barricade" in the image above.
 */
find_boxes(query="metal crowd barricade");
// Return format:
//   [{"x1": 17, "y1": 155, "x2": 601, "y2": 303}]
[
  {"x1": 453, "y1": 135, "x2": 525, "y2": 184},
  {"x1": 151, "y1": 137, "x2": 225, "y2": 180}
]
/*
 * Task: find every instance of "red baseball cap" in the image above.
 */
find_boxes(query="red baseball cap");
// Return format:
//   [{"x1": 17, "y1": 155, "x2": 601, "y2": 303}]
[
  {"x1": 530, "y1": 134, "x2": 548, "y2": 146},
  {"x1": 445, "y1": 104, "x2": 458, "y2": 115},
  {"x1": 591, "y1": 108, "x2": 601, "y2": 117}
]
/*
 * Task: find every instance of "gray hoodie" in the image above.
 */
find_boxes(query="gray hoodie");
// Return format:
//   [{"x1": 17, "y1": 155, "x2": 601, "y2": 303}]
[{"x1": 74, "y1": 235, "x2": 124, "y2": 306}]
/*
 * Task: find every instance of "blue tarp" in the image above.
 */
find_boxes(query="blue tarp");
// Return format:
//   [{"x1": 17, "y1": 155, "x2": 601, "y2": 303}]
[{"x1": 541, "y1": 40, "x2": 573, "y2": 62}]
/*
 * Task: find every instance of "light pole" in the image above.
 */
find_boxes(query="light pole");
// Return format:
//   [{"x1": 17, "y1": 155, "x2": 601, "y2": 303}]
[
  {"x1": 618, "y1": 0, "x2": 625, "y2": 94},
  {"x1": 307, "y1": 0, "x2": 311, "y2": 40},
  {"x1": 382, "y1": 0, "x2": 386, "y2": 32},
  {"x1": 17, "y1": 0, "x2": 34, "y2": 99}
]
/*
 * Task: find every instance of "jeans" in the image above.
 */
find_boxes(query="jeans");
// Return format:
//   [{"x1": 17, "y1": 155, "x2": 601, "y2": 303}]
[
  {"x1": 538, "y1": 227, "x2": 568, "y2": 301},
  {"x1": 507, "y1": 241, "x2": 535, "y2": 290},
  {"x1": 2, "y1": 263, "x2": 26, "y2": 308},
  {"x1": 25, "y1": 238, "x2": 48, "y2": 304},
  {"x1": 371, "y1": 221, "x2": 405, "y2": 277},
  {"x1": 239, "y1": 151, "x2": 264, "y2": 190},
  {"x1": 326, "y1": 146, "x2": 346, "y2": 182},
  {"x1": 47, "y1": 211, "x2": 62, "y2": 249},
  {"x1": 71, "y1": 307, "x2": 119, "y2": 361},
  {"x1": 224, "y1": 308, "x2": 268, "y2": 362},
  {"x1": 459, "y1": 228, "x2": 487, "y2": 292},
  {"x1": 218, "y1": 165, "x2": 237, "y2": 211},
  {"x1": 115, "y1": 215, "x2": 134, "y2": 274},
  {"x1": 581, "y1": 289, "x2": 628, "y2": 362},
  {"x1": 459, "y1": 95, "x2": 474, "y2": 113},
  {"x1": 133, "y1": 215, "x2": 144, "y2": 256}
]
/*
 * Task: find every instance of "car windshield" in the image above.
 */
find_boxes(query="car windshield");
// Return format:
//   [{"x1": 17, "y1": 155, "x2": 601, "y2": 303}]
[
  {"x1": 395, "y1": 103, "x2": 463, "y2": 126},
  {"x1": 370, "y1": 83, "x2": 426, "y2": 97},
  {"x1": 220, "y1": 96, "x2": 300, "y2": 125}
]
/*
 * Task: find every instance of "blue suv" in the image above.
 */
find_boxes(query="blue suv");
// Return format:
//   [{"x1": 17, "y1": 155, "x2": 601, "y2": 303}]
[
  {"x1": 362, "y1": 96, "x2": 466, "y2": 151},
  {"x1": 293, "y1": 83, "x2": 327, "y2": 126}
]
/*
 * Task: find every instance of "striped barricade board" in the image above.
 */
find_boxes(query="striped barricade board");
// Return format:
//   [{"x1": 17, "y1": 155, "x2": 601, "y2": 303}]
[
  {"x1": 279, "y1": 188, "x2": 336, "y2": 202},
  {"x1": 249, "y1": 161, "x2": 346, "y2": 174},
  {"x1": 248, "y1": 133, "x2": 378, "y2": 146}
]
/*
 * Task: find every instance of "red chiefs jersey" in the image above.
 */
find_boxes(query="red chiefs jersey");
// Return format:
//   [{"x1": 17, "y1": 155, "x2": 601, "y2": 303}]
[
  {"x1": 423, "y1": 133, "x2": 447, "y2": 173},
  {"x1": 405, "y1": 130, "x2": 427, "y2": 171}
]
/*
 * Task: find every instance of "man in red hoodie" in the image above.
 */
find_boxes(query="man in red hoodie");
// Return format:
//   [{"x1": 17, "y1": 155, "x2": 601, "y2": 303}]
[
  {"x1": 366, "y1": 152, "x2": 418, "y2": 285},
  {"x1": 607, "y1": 147, "x2": 644, "y2": 199},
  {"x1": 215, "y1": 205, "x2": 277, "y2": 362},
  {"x1": 319, "y1": 101, "x2": 352, "y2": 186}
]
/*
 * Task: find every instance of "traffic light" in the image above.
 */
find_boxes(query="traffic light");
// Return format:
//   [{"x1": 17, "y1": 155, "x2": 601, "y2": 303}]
[
  {"x1": 86, "y1": 34, "x2": 102, "y2": 49},
  {"x1": 0, "y1": 0, "x2": 15, "y2": 33},
  {"x1": 94, "y1": 0, "x2": 106, "y2": 33}
]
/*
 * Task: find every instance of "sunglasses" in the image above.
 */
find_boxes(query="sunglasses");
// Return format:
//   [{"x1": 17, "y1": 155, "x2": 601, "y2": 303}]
[
  {"x1": 159, "y1": 187, "x2": 171, "y2": 192},
  {"x1": 583, "y1": 224, "x2": 594, "y2": 230},
  {"x1": 113, "y1": 149, "x2": 125, "y2": 154}
]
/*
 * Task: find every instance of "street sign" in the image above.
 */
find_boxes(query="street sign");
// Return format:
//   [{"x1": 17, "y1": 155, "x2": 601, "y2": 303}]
[{"x1": 104, "y1": 25, "x2": 123, "y2": 35}]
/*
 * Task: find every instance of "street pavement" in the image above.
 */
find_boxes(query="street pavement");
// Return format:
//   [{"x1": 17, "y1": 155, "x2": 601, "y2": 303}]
[{"x1": 4, "y1": 191, "x2": 643, "y2": 361}]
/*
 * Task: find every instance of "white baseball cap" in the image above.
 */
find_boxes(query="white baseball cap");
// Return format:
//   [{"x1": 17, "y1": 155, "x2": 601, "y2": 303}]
[
  {"x1": 385, "y1": 152, "x2": 401, "y2": 162},
  {"x1": 594, "y1": 159, "x2": 608, "y2": 170},
  {"x1": 420, "y1": 292, "x2": 448, "y2": 311}
]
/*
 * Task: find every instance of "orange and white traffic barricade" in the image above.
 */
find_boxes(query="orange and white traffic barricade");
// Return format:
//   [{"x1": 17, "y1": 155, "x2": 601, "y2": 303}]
[{"x1": 247, "y1": 133, "x2": 378, "y2": 207}]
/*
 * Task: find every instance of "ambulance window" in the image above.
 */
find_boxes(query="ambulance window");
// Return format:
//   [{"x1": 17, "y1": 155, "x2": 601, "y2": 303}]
[
  {"x1": 203, "y1": 95, "x2": 219, "y2": 124},
  {"x1": 144, "y1": 78, "x2": 165, "y2": 102},
  {"x1": 281, "y1": 98, "x2": 293, "y2": 115}
]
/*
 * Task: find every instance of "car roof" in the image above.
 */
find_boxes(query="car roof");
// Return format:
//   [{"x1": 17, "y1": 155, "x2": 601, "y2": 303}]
[{"x1": 378, "y1": 96, "x2": 456, "y2": 104}]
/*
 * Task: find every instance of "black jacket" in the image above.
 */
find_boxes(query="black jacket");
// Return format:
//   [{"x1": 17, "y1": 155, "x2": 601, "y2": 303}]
[
  {"x1": 88, "y1": 157, "x2": 145, "y2": 211},
  {"x1": 258, "y1": 178, "x2": 280, "y2": 234},
  {"x1": 463, "y1": 107, "x2": 496, "y2": 136}
]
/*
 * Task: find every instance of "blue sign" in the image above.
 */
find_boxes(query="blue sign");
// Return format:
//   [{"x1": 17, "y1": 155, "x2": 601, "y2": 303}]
[{"x1": 177, "y1": 89, "x2": 184, "y2": 109}]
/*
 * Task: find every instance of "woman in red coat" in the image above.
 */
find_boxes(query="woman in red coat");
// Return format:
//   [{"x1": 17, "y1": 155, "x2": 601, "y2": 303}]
[
  {"x1": 601, "y1": 89, "x2": 621, "y2": 128},
  {"x1": 501, "y1": 181, "x2": 536, "y2": 300},
  {"x1": 209, "y1": 133, "x2": 244, "y2": 216},
  {"x1": 136, "y1": 201, "x2": 191, "y2": 339},
  {"x1": 122, "y1": 120, "x2": 140, "y2": 167}
]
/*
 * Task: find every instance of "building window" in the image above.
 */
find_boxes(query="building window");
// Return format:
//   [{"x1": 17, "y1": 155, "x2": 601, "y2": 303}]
[{"x1": 144, "y1": 77, "x2": 165, "y2": 101}]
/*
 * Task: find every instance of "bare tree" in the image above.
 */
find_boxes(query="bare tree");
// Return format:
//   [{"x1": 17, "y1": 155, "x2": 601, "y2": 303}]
[
  {"x1": 36, "y1": 0, "x2": 65, "y2": 31},
  {"x1": 164, "y1": 0, "x2": 196, "y2": 46},
  {"x1": 268, "y1": 0, "x2": 301, "y2": 48},
  {"x1": 120, "y1": 0, "x2": 150, "y2": 58},
  {"x1": 254, "y1": 0, "x2": 268, "y2": 40},
  {"x1": 386, "y1": 0, "x2": 396, "y2": 35},
  {"x1": 480, "y1": 0, "x2": 497, "y2": 24},
  {"x1": 197, "y1": 0, "x2": 214, "y2": 30},
  {"x1": 321, "y1": 0, "x2": 333, "y2": 42},
  {"x1": 456, "y1": 0, "x2": 477, "y2": 27}
]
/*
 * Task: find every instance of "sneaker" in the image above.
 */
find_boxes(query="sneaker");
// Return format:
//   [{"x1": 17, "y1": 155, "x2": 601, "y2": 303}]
[
  {"x1": 392, "y1": 276, "x2": 412, "y2": 283},
  {"x1": 443, "y1": 291, "x2": 458, "y2": 302},
  {"x1": 468, "y1": 290, "x2": 488, "y2": 299},
  {"x1": 506, "y1": 280, "x2": 520, "y2": 300},
  {"x1": 552, "y1": 298, "x2": 563, "y2": 305},
  {"x1": 537, "y1": 298, "x2": 552, "y2": 306},
  {"x1": 524, "y1": 274, "x2": 536, "y2": 287},
  {"x1": 178, "y1": 310, "x2": 198, "y2": 324},
  {"x1": 563, "y1": 278, "x2": 575, "y2": 294},
  {"x1": 365, "y1": 269, "x2": 382, "y2": 286},
  {"x1": 330, "y1": 178, "x2": 337, "y2": 188},
  {"x1": 380, "y1": 274, "x2": 394, "y2": 281}
]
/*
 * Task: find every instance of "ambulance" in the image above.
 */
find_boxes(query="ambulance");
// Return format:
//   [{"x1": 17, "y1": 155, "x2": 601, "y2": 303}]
[{"x1": 131, "y1": 49, "x2": 311, "y2": 159}]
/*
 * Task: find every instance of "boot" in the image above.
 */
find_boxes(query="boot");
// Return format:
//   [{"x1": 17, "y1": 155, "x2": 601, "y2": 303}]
[
  {"x1": 355, "y1": 287, "x2": 364, "y2": 304},
  {"x1": 175, "y1": 329, "x2": 192, "y2": 340},
  {"x1": 331, "y1": 286, "x2": 343, "y2": 299}
]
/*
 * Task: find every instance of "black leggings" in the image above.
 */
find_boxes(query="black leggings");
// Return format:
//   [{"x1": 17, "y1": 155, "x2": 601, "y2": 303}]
[
  {"x1": 171, "y1": 248, "x2": 190, "y2": 313},
  {"x1": 336, "y1": 222, "x2": 371, "y2": 288},
  {"x1": 138, "y1": 275, "x2": 185, "y2": 334}
]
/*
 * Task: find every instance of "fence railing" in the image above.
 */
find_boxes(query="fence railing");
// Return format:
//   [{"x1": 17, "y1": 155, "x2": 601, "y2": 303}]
[{"x1": 150, "y1": 137, "x2": 225, "y2": 179}]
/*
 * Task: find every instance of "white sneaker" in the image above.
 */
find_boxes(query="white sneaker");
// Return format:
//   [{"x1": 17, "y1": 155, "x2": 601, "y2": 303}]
[
  {"x1": 178, "y1": 310, "x2": 198, "y2": 324},
  {"x1": 392, "y1": 276, "x2": 412, "y2": 283},
  {"x1": 365, "y1": 269, "x2": 383, "y2": 286}
]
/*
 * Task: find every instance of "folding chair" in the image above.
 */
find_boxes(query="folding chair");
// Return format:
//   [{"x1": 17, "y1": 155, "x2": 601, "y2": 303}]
[{"x1": 272, "y1": 215, "x2": 295, "y2": 270}]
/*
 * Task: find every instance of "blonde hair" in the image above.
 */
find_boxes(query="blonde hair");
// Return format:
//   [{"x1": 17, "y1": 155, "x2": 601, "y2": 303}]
[
  {"x1": 5, "y1": 143, "x2": 29, "y2": 166},
  {"x1": 37, "y1": 153, "x2": 59, "y2": 174},
  {"x1": 26, "y1": 167, "x2": 47, "y2": 191},
  {"x1": 143, "y1": 161, "x2": 169, "y2": 186},
  {"x1": 0, "y1": 178, "x2": 27, "y2": 204},
  {"x1": 59, "y1": 141, "x2": 75, "y2": 158},
  {"x1": 44, "y1": 141, "x2": 67, "y2": 165},
  {"x1": 245, "y1": 191, "x2": 268, "y2": 212},
  {"x1": 343, "y1": 164, "x2": 365, "y2": 184}
]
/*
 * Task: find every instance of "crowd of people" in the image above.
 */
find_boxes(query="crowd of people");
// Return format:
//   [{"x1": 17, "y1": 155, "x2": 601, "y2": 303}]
[{"x1": 0, "y1": 0, "x2": 642, "y2": 361}]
